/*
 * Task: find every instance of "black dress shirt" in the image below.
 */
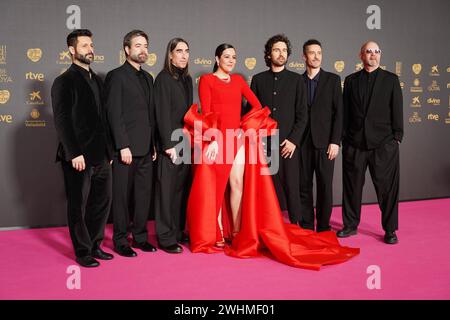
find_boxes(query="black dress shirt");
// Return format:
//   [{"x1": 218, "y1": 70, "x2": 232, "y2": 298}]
[{"x1": 303, "y1": 70, "x2": 321, "y2": 107}]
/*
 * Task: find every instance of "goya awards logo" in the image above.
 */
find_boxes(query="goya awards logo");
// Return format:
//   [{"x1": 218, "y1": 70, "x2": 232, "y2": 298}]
[
  {"x1": 334, "y1": 60, "x2": 345, "y2": 73},
  {"x1": 244, "y1": 57, "x2": 256, "y2": 70},
  {"x1": 0, "y1": 68, "x2": 13, "y2": 83},
  {"x1": 146, "y1": 53, "x2": 157, "y2": 67},
  {"x1": 0, "y1": 45, "x2": 7, "y2": 64},
  {"x1": 27, "y1": 48, "x2": 43, "y2": 62},
  {"x1": 412, "y1": 64, "x2": 422, "y2": 75},
  {"x1": 0, "y1": 89, "x2": 10, "y2": 104}
]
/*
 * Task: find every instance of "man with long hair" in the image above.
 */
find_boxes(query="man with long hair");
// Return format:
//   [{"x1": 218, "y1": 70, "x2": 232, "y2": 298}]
[{"x1": 154, "y1": 38, "x2": 193, "y2": 253}]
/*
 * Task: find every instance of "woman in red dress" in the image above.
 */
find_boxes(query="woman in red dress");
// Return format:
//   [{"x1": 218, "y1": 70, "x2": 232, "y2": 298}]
[{"x1": 184, "y1": 44, "x2": 359, "y2": 270}]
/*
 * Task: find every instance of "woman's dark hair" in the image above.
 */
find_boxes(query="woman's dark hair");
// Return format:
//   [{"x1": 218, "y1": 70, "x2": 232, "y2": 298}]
[
  {"x1": 264, "y1": 34, "x2": 292, "y2": 67},
  {"x1": 213, "y1": 43, "x2": 235, "y2": 72},
  {"x1": 163, "y1": 37, "x2": 190, "y2": 79}
]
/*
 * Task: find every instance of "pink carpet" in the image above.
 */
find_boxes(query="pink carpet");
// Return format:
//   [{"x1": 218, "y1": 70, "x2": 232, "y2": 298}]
[{"x1": 1, "y1": 198, "x2": 449, "y2": 300}]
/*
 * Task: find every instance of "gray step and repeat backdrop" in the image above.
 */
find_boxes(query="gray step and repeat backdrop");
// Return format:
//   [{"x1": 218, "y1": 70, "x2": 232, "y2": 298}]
[{"x1": 0, "y1": 0, "x2": 449, "y2": 228}]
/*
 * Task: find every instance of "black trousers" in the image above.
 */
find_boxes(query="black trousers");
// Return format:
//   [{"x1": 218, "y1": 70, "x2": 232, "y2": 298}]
[
  {"x1": 269, "y1": 142, "x2": 302, "y2": 224},
  {"x1": 342, "y1": 140, "x2": 400, "y2": 232},
  {"x1": 299, "y1": 136, "x2": 335, "y2": 232},
  {"x1": 155, "y1": 154, "x2": 191, "y2": 247},
  {"x1": 112, "y1": 152, "x2": 153, "y2": 247},
  {"x1": 61, "y1": 160, "x2": 112, "y2": 258}
]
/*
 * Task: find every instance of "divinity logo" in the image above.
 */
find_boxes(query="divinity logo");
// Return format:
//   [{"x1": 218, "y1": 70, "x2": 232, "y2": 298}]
[{"x1": 169, "y1": 125, "x2": 280, "y2": 175}]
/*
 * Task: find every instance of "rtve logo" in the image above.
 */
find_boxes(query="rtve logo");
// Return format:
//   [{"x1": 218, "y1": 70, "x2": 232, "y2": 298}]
[
  {"x1": 0, "y1": 114, "x2": 13, "y2": 123},
  {"x1": 25, "y1": 72, "x2": 44, "y2": 81}
]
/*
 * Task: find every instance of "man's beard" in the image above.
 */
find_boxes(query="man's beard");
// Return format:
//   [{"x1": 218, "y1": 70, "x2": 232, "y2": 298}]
[
  {"x1": 366, "y1": 58, "x2": 379, "y2": 67},
  {"x1": 75, "y1": 52, "x2": 93, "y2": 65},
  {"x1": 129, "y1": 52, "x2": 148, "y2": 64},
  {"x1": 272, "y1": 57, "x2": 286, "y2": 67}
]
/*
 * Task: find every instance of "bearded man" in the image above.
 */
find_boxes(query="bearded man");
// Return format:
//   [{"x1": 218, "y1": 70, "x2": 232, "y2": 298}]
[{"x1": 105, "y1": 30, "x2": 158, "y2": 257}]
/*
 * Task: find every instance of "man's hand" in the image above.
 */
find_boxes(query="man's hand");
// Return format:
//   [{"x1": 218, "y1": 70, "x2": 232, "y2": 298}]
[
  {"x1": 152, "y1": 146, "x2": 157, "y2": 161},
  {"x1": 280, "y1": 139, "x2": 296, "y2": 159},
  {"x1": 71, "y1": 155, "x2": 86, "y2": 171},
  {"x1": 120, "y1": 147, "x2": 132, "y2": 164},
  {"x1": 327, "y1": 143, "x2": 339, "y2": 160},
  {"x1": 165, "y1": 148, "x2": 177, "y2": 163}
]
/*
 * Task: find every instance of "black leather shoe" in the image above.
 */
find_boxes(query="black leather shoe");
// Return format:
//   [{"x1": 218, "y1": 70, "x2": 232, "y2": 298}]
[
  {"x1": 178, "y1": 233, "x2": 189, "y2": 244},
  {"x1": 160, "y1": 244, "x2": 183, "y2": 254},
  {"x1": 76, "y1": 256, "x2": 100, "y2": 268},
  {"x1": 132, "y1": 241, "x2": 157, "y2": 252},
  {"x1": 92, "y1": 248, "x2": 114, "y2": 260},
  {"x1": 114, "y1": 245, "x2": 137, "y2": 257},
  {"x1": 336, "y1": 227, "x2": 357, "y2": 238},
  {"x1": 384, "y1": 231, "x2": 398, "y2": 244}
]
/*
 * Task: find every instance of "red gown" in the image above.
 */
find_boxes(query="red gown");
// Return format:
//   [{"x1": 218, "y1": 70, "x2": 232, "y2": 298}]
[{"x1": 184, "y1": 73, "x2": 359, "y2": 270}]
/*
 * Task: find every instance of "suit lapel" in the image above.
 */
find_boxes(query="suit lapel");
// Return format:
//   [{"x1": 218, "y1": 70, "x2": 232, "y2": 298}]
[
  {"x1": 123, "y1": 64, "x2": 148, "y2": 104},
  {"x1": 356, "y1": 70, "x2": 364, "y2": 107},
  {"x1": 70, "y1": 65, "x2": 97, "y2": 106}
]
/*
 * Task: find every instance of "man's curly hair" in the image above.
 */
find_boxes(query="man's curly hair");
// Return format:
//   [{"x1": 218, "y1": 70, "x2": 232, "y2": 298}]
[{"x1": 264, "y1": 34, "x2": 292, "y2": 67}]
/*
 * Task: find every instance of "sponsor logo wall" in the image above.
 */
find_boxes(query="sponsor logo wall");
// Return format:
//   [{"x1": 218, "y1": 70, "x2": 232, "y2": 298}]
[{"x1": 0, "y1": 0, "x2": 448, "y2": 228}]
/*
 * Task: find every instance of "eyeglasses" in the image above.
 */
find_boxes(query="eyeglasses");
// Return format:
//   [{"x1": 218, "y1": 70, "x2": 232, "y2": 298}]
[{"x1": 365, "y1": 49, "x2": 381, "y2": 54}]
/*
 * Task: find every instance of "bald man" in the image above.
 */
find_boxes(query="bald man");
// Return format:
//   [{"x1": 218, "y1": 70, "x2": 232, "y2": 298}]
[{"x1": 338, "y1": 41, "x2": 403, "y2": 244}]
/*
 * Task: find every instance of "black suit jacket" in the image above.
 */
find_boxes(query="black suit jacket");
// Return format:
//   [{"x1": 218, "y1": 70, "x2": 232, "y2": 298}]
[
  {"x1": 154, "y1": 69, "x2": 193, "y2": 151},
  {"x1": 104, "y1": 62, "x2": 155, "y2": 157},
  {"x1": 301, "y1": 69, "x2": 343, "y2": 148},
  {"x1": 249, "y1": 68, "x2": 307, "y2": 146},
  {"x1": 343, "y1": 68, "x2": 403, "y2": 149},
  {"x1": 51, "y1": 64, "x2": 113, "y2": 165}
]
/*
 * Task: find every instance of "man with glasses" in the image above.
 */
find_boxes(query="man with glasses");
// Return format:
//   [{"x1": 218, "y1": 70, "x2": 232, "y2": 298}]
[{"x1": 337, "y1": 41, "x2": 403, "y2": 244}]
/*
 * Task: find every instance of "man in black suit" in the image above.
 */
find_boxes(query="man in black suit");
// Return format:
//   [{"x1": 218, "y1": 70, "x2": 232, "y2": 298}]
[
  {"x1": 299, "y1": 39, "x2": 343, "y2": 232},
  {"x1": 51, "y1": 29, "x2": 114, "y2": 268},
  {"x1": 249, "y1": 34, "x2": 308, "y2": 225},
  {"x1": 337, "y1": 41, "x2": 403, "y2": 244},
  {"x1": 105, "y1": 30, "x2": 157, "y2": 257},
  {"x1": 154, "y1": 38, "x2": 193, "y2": 254}
]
